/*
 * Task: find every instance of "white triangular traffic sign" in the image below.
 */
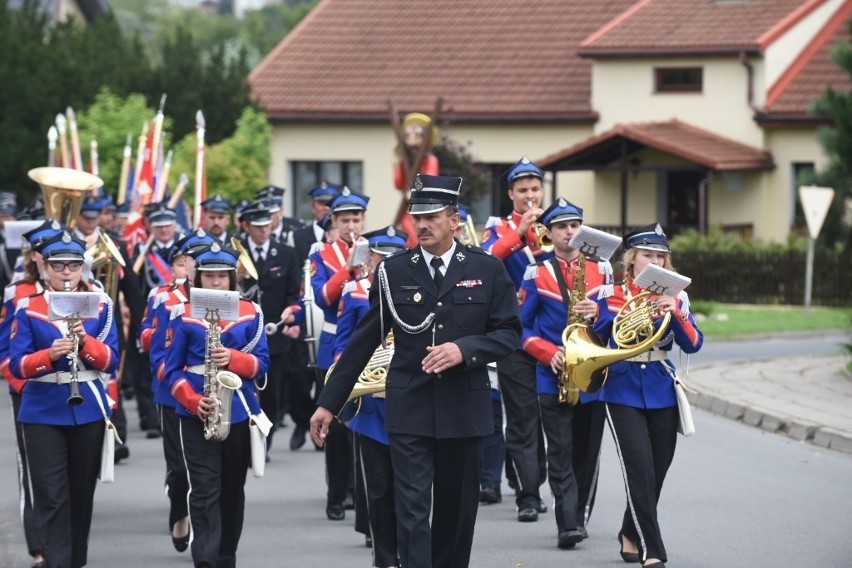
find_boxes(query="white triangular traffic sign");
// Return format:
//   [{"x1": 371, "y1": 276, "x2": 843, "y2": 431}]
[{"x1": 798, "y1": 185, "x2": 835, "y2": 239}]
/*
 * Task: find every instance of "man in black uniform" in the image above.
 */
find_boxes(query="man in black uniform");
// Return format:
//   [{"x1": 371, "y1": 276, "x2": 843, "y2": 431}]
[
  {"x1": 257, "y1": 185, "x2": 304, "y2": 246},
  {"x1": 311, "y1": 174, "x2": 521, "y2": 568},
  {"x1": 238, "y1": 200, "x2": 301, "y2": 454},
  {"x1": 199, "y1": 194, "x2": 234, "y2": 247}
]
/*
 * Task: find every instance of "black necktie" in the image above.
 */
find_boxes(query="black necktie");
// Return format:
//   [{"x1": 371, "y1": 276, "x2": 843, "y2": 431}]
[
  {"x1": 430, "y1": 257, "x2": 444, "y2": 289},
  {"x1": 255, "y1": 246, "x2": 265, "y2": 271}
]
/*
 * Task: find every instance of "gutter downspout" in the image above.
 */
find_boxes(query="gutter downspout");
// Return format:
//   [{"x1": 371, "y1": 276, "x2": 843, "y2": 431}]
[{"x1": 739, "y1": 51, "x2": 760, "y2": 114}]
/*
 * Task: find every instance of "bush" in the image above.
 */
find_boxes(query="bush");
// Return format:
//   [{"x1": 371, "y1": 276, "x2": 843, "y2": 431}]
[{"x1": 689, "y1": 300, "x2": 715, "y2": 317}]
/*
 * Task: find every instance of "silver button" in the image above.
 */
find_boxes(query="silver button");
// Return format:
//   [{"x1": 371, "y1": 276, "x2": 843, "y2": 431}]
[
  {"x1": 437, "y1": 373, "x2": 442, "y2": 379},
  {"x1": 438, "y1": 324, "x2": 444, "y2": 330},
  {"x1": 437, "y1": 301, "x2": 443, "y2": 307},
  {"x1": 468, "y1": 296, "x2": 472, "y2": 301},
  {"x1": 640, "y1": 364, "x2": 647, "y2": 370},
  {"x1": 472, "y1": 357, "x2": 477, "y2": 363}
]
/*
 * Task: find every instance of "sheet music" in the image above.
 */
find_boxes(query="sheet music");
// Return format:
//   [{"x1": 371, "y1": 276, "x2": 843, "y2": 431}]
[
  {"x1": 190, "y1": 289, "x2": 241, "y2": 321},
  {"x1": 3, "y1": 221, "x2": 43, "y2": 249},
  {"x1": 349, "y1": 237, "x2": 371, "y2": 268},
  {"x1": 634, "y1": 264, "x2": 691, "y2": 297},
  {"x1": 48, "y1": 292, "x2": 101, "y2": 321},
  {"x1": 568, "y1": 225, "x2": 622, "y2": 261}
]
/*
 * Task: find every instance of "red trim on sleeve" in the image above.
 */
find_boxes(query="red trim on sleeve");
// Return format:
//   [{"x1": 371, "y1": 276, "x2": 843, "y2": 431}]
[
  {"x1": 227, "y1": 349, "x2": 259, "y2": 379},
  {"x1": 20, "y1": 350, "x2": 54, "y2": 378},
  {"x1": 79, "y1": 338, "x2": 113, "y2": 372},
  {"x1": 489, "y1": 229, "x2": 523, "y2": 260},
  {"x1": 139, "y1": 328, "x2": 154, "y2": 352},
  {"x1": 1, "y1": 359, "x2": 27, "y2": 394},
  {"x1": 522, "y1": 336, "x2": 560, "y2": 367},
  {"x1": 170, "y1": 378, "x2": 201, "y2": 415},
  {"x1": 322, "y1": 268, "x2": 351, "y2": 306},
  {"x1": 675, "y1": 310, "x2": 701, "y2": 348}
]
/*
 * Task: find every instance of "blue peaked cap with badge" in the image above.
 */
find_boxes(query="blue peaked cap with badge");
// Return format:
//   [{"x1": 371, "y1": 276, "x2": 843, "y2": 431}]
[
  {"x1": 0, "y1": 192, "x2": 17, "y2": 216},
  {"x1": 35, "y1": 230, "x2": 86, "y2": 261},
  {"x1": 80, "y1": 195, "x2": 104, "y2": 219},
  {"x1": 147, "y1": 204, "x2": 177, "y2": 226},
  {"x1": 170, "y1": 228, "x2": 215, "y2": 263},
  {"x1": 194, "y1": 242, "x2": 239, "y2": 271},
  {"x1": 309, "y1": 182, "x2": 339, "y2": 203},
  {"x1": 538, "y1": 197, "x2": 583, "y2": 228},
  {"x1": 623, "y1": 223, "x2": 670, "y2": 252},
  {"x1": 506, "y1": 156, "x2": 544, "y2": 184},
  {"x1": 115, "y1": 202, "x2": 130, "y2": 217},
  {"x1": 201, "y1": 194, "x2": 231, "y2": 213},
  {"x1": 329, "y1": 186, "x2": 369, "y2": 214},
  {"x1": 457, "y1": 205, "x2": 470, "y2": 222},
  {"x1": 408, "y1": 174, "x2": 462, "y2": 215},
  {"x1": 240, "y1": 200, "x2": 273, "y2": 226},
  {"x1": 23, "y1": 219, "x2": 64, "y2": 249},
  {"x1": 362, "y1": 226, "x2": 408, "y2": 255}
]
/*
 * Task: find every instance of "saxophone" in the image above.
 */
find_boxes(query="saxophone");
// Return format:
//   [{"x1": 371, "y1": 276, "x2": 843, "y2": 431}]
[
  {"x1": 558, "y1": 255, "x2": 586, "y2": 405},
  {"x1": 202, "y1": 310, "x2": 242, "y2": 441}
]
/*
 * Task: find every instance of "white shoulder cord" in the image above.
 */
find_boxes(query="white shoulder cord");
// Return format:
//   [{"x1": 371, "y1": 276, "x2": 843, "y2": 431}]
[{"x1": 377, "y1": 263, "x2": 434, "y2": 338}]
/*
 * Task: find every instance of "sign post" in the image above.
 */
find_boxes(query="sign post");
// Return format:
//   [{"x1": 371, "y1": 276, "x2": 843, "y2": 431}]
[{"x1": 797, "y1": 185, "x2": 835, "y2": 314}]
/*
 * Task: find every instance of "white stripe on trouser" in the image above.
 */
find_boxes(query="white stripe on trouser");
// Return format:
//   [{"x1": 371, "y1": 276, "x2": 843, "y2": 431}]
[
  {"x1": 178, "y1": 419, "x2": 195, "y2": 545},
  {"x1": 583, "y1": 444, "x2": 602, "y2": 527},
  {"x1": 10, "y1": 403, "x2": 25, "y2": 520},
  {"x1": 357, "y1": 439, "x2": 376, "y2": 566},
  {"x1": 604, "y1": 403, "x2": 647, "y2": 563}
]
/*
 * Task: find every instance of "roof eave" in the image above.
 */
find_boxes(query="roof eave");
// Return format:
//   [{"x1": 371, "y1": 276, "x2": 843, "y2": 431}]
[
  {"x1": 264, "y1": 111, "x2": 600, "y2": 125},
  {"x1": 578, "y1": 45, "x2": 762, "y2": 59},
  {"x1": 755, "y1": 112, "x2": 834, "y2": 128}
]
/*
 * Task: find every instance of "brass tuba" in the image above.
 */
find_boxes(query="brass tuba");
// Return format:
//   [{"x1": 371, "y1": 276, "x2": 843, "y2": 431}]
[
  {"x1": 87, "y1": 229, "x2": 126, "y2": 301},
  {"x1": 562, "y1": 291, "x2": 671, "y2": 393},
  {"x1": 28, "y1": 167, "x2": 103, "y2": 228},
  {"x1": 326, "y1": 332, "x2": 393, "y2": 420}
]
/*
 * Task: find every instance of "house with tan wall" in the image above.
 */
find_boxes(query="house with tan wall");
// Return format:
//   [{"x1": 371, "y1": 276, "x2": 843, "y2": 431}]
[{"x1": 250, "y1": 0, "x2": 851, "y2": 243}]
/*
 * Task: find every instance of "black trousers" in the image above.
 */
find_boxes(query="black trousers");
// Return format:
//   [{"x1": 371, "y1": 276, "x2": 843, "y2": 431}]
[
  {"x1": 538, "y1": 394, "x2": 580, "y2": 534},
  {"x1": 390, "y1": 434, "x2": 482, "y2": 568},
  {"x1": 359, "y1": 435, "x2": 398, "y2": 567},
  {"x1": 480, "y1": 396, "x2": 505, "y2": 489},
  {"x1": 11, "y1": 392, "x2": 45, "y2": 556},
  {"x1": 159, "y1": 405, "x2": 189, "y2": 529},
  {"x1": 282, "y1": 340, "x2": 315, "y2": 428},
  {"x1": 605, "y1": 403, "x2": 679, "y2": 563},
  {"x1": 23, "y1": 420, "x2": 103, "y2": 568},
  {"x1": 133, "y1": 351, "x2": 158, "y2": 432},
  {"x1": 572, "y1": 401, "x2": 605, "y2": 529},
  {"x1": 316, "y1": 367, "x2": 354, "y2": 507},
  {"x1": 258, "y1": 352, "x2": 286, "y2": 449},
  {"x1": 179, "y1": 418, "x2": 250, "y2": 568},
  {"x1": 497, "y1": 349, "x2": 545, "y2": 508},
  {"x1": 353, "y1": 435, "x2": 370, "y2": 536}
]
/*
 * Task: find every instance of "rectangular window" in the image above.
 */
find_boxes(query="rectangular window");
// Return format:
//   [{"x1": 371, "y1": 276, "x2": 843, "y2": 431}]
[
  {"x1": 290, "y1": 161, "x2": 363, "y2": 221},
  {"x1": 654, "y1": 67, "x2": 703, "y2": 93}
]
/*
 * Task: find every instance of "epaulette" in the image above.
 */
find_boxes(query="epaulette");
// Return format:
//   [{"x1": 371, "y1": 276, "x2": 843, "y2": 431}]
[
  {"x1": 169, "y1": 303, "x2": 186, "y2": 320},
  {"x1": 153, "y1": 291, "x2": 169, "y2": 309},
  {"x1": 308, "y1": 241, "x2": 323, "y2": 256},
  {"x1": 677, "y1": 290, "x2": 690, "y2": 316},
  {"x1": 15, "y1": 296, "x2": 30, "y2": 313},
  {"x1": 485, "y1": 216, "x2": 502, "y2": 229},
  {"x1": 4, "y1": 284, "x2": 16, "y2": 303},
  {"x1": 342, "y1": 280, "x2": 358, "y2": 295},
  {"x1": 147, "y1": 287, "x2": 160, "y2": 300},
  {"x1": 463, "y1": 244, "x2": 488, "y2": 256},
  {"x1": 523, "y1": 264, "x2": 539, "y2": 280}
]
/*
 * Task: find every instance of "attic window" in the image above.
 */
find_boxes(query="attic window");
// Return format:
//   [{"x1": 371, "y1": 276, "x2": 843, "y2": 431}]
[{"x1": 654, "y1": 67, "x2": 703, "y2": 93}]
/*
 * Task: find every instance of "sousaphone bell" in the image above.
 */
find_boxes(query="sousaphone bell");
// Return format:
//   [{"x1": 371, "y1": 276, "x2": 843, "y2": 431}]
[{"x1": 28, "y1": 167, "x2": 103, "y2": 228}]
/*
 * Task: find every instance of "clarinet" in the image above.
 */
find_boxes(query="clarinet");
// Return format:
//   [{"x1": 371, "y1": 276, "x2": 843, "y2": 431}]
[{"x1": 64, "y1": 281, "x2": 84, "y2": 406}]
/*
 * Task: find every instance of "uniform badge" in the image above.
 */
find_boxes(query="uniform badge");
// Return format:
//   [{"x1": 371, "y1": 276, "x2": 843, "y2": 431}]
[
  {"x1": 165, "y1": 328, "x2": 173, "y2": 348},
  {"x1": 410, "y1": 253, "x2": 420, "y2": 264},
  {"x1": 61, "y1": 231, "x2": 71, "y2": 243},
  {"x1": 517, "y1": 288, "x2": 527, "y2": 306},
  {"x1": 413, "y1": 291, "x2": 422, "y2": 303},
  {"x1": 309, "y1": 260, "x2": 317, "y2": 277},
  {"x1": 270, "y1": 247, "x2": 278, "y2": 257},
  {"x1": 9, "y1": 320, "x2": 16, "y2": 340},
  {"x1": 455, "y1": 251, "x2": 465, "y2": 262}
]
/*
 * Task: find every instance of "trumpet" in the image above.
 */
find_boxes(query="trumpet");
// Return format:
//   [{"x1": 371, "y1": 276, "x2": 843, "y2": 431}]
[{"x1": 526, "y1": 200, "x2": 553, "y2": 252}]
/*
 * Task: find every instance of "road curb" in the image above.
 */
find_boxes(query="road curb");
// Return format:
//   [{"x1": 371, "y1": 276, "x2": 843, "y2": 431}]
[{"x1": 687, "y1": 389, "x2": 852, "y2": 456}]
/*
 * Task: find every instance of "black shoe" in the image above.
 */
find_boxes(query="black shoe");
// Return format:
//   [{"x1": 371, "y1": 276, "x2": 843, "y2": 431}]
[
  {"x1": 326, "y1": 504, "x2": 345, "y2": 521},
  {"x1": 342, "y1": 492, "x2": 355, "y2": 510},
  {"x1": 578, "y1": 526, "x2": 589, "y2": 539},
  {"x1": 479, "y1": 487, "x2": 502, "y2": 504},
  {"x1": 172, "y1": 533, "x2": 189, "y2": 552},
  {"x1": 558, "y1": 529, "x2": 584, "y2": 549},
  {"x1": 365, "y1": 535, "x2": 372, "y2": 548},
  {"x1": 517, "y1": 507, "x2": 538, "y2": 522},
  {"x1": 114, "y1": 443, "x2": 130, "y2": 464},
  {"x1": 536, "y1": 498, "x2": 548, "y2": 513},
  {"x1": 618, "y1": 531, "x2": 641, "y2": 564},
  {"x1": 146, "y1": 428, "x2": 162, "y2": 439},
  {"x1": 290, "y1": 424, "x2": 307, "y2": 450}
]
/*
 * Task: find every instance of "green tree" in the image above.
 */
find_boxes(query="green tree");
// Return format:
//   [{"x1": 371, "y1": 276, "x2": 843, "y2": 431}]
[{"x1": 811, "y1": 27, "x2": 852, "y2": 255}]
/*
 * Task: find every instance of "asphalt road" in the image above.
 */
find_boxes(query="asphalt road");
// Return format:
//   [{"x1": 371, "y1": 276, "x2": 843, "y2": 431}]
[{"x1": 1, "y1": 334, "x2": 850, "y2": 567}]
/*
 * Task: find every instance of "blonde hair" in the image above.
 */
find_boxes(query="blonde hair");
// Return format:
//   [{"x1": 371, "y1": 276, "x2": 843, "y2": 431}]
[{"x1": 622, "y1": 248, "x2": 675, "y2": 286}]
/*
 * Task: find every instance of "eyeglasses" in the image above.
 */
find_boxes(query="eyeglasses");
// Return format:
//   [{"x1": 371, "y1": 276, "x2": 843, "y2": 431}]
[{"x1": 48, "y1": 261, "x2": 83, "y2": 272}]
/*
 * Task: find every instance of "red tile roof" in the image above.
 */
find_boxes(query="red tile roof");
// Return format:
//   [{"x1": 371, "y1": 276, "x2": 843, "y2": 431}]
[
  {"x1": 580, "y1": 0, "x2": 819, "y2": 56},
  {"x1": 538, "y1": 119, "x2": 774, "y2": 171},
  {"x1": 764, "y1": 4, "x2": 852, "y2": 119},
  {"x1": 249, "y1": 0, "x2": 635, "y2": 122}
]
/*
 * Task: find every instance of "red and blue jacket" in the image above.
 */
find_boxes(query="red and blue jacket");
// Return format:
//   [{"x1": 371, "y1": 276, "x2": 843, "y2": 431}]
[
  {"x1": 519, "y1": 256, "x2": 609, "y2": 398},
  {"x1": 166, "y1": 298, "x2": 268, "y2": 421},
  {"x1": 0, "y1": 280, "x2": 42, "y2": 394},
  {"x1": 592, "y1": 282, "x2": 703, "y2": 409},
  {"x1": 10, "y1": 287, "x2": 119, "y2": 426},
  {"x1": 333, "y1": 277, "x2": 389, "y2": 446},
  {"x1": 140, "y1": 280, "x2": 189, "y2": 407},
  {"x1": 481, "y1": 211, "x2": 554, "y2": 290},
  {"x1": 308, "y1": 239, "x2": 356, "y2": 370}
]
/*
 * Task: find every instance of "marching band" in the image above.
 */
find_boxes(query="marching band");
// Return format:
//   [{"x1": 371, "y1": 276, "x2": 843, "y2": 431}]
[{"x1": 1, "y1": 150, "x2": 702, "y2": 568}]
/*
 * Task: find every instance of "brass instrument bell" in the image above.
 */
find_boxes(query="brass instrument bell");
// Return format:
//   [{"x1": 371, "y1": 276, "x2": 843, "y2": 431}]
[
  {"x1": 28, "y1": 167, "x2": 103, "y2": 229},
  {"x1": 87, "y1": 230, "x2": 126, "y2": 300},
  {"x1": 230, "y1": 237, "x2": 259, "y2": 280}
]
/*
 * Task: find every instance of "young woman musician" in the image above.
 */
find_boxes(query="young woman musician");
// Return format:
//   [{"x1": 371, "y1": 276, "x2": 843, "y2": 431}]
[
  {"x1": 593, "y1": 223, "x2": 703, "y2": 568},
  {"x1": 10, "y1": 230, "x2": 120, "y2": 568},
  {"x1": 139, "y1": 228, "x2": 214, "y2": 553},
  {"x1": 165, "y1": 243, "x2": 269, "y2": 568}
]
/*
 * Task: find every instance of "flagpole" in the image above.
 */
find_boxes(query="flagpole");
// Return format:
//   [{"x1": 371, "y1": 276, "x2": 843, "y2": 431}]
[
  {"x1": 117, "y1": 135, "x2": 132, "y2": 205},
  {"x1": 194, "y1": 110, "x2": 206, "y2": 229},
  {"x1": 56, "y1": 113, "x2": 69, "y2": 168},
  {"x1": 47, "y1": 126, "x2": 58, "y2": 167},
  {"x1": 154, "y1": 149, "x2": 173, "y2": 203},
  {"x1": 149, "y1": 94, "x2": 166, "y2": 191},
  {"x1": 89, "y1": 136, "x2": 99, "y2": 195},
  {"x1": 67, "y1": 107, "x2": 83, "y2": 171}
]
